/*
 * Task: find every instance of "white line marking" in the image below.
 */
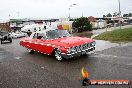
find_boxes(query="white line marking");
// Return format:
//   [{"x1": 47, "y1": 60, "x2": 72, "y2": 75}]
[{"x1": 14, "y1": 56, "x2": 21, "y2": 60}]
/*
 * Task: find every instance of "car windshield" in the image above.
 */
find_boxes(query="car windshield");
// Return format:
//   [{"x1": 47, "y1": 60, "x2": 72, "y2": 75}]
[{"x1": 46, "y1": 30, "x2": 71, "y2": 39}]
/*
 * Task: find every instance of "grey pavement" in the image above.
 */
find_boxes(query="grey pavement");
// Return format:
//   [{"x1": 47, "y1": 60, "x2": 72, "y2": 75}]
[{"x1": 0, "y1": 39, "x2": 132, "y2": 88}]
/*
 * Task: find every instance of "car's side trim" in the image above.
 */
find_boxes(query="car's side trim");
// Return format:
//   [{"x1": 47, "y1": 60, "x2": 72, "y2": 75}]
[{"x1": 20, "y1": 40, "x2": 62, "y2": 55}]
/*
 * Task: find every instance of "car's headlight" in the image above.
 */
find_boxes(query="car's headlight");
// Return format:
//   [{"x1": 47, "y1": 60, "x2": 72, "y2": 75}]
[{"x1": 92, "y1": 41, "x2": 96, "y2": 46}]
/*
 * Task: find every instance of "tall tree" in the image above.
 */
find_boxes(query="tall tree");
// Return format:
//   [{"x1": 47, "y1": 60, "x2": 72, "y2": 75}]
[
  {"x1": 103, "y1": 15, "x2": 106, "y2": 18},
  {"x1": 117, "y1": 13, "x2": 120, "y2": 16},
  {"x1": 113, "y1": 12, "x2": 117, "y2": 17},
  {"x1": 128, "y1": 13, "x2": 132, "y2": 17},
  {"x1": 72, "y1": 17, "x2": 92, "y2": 32},
  {"x1": 106, "y1": 13, "x2": 112, "y2": 17},
  {"x1": 123, "y1": 14, "x2": 129, "y2": 17}
]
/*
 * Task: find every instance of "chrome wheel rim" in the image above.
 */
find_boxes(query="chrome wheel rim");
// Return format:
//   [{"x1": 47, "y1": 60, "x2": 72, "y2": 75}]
[
  {"x1": 55, "y1": 50, "x2": 62, "y2": 61},
  {"x1": 28, "y1": 49, "x2": 32, "y2": 53}
]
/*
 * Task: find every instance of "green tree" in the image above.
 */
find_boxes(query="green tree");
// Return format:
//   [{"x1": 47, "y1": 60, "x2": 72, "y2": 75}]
[
  {"x1": 117, "y1": 13, "x2": 120, "y2": 16},
  {"x1": 128, "y1": 13, "x2": 132, "y2": 17},
  {"x1": 113, "y1": 12, "x2": 117, "y2": 17},
  {"x1": 103, "y1": 15, "x2": 106, "y2": 18},
  {"x1": 106, "y1": 13, "x2": 112, "y2": 17},
  {"x1": 123, "y1": 14, "x2": 129, "y2": 17},
  {"x1": 72, "y1": 17, "x2": 92, "y2": 32}
]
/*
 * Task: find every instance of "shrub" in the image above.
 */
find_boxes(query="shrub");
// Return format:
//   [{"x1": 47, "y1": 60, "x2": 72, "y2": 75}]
[{"x1": 72, "y1": 17, "x2": 92, "y2": 32}]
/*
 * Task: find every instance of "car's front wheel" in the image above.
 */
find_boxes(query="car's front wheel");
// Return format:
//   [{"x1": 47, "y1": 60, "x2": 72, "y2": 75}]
[
  {"x1": 55, "y1": 49, "x2": 63, "y2": 61},
  {"x1": 9, "y1": 39, "x2": 12, "y2": 43},
  {"x1": 1, "y1": 40, "x2": 3, "y2": 44}
]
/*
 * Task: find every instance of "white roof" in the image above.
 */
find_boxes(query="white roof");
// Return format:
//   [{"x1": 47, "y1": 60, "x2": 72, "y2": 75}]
[
  {"x1": 21, "y1": 24, "x2": 41, "y2": 30},
  {"x1": 21, "y1": 24, "x2": 53, "y2": 32},
  {"x1": 33, "y1": 29, "x2": 56, "y2": 34}
]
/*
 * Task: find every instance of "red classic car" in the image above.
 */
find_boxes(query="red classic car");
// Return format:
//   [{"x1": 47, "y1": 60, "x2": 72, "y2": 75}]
[{"x1": 20, "y1": 29, "x2": 96, "y2": 60}]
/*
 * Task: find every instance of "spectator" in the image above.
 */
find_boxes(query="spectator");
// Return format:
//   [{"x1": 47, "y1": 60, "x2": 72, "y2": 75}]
[
  {"x1": 27, "y1": 30, "x2": 32, "y2": 37},
  {"x1": 44, "y1": 26, "x2": 46, "y2": 29}
]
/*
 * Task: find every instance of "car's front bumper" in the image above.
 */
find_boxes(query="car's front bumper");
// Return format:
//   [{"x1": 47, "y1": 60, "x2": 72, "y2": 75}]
[{"x1": 61, "y1": 46, "x2": 95, "y2": 59}]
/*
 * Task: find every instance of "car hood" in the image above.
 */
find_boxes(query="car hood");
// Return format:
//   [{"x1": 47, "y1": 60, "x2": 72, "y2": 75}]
[{"x1": 48, "y1": 36, "x2": 94, "y2": 48}]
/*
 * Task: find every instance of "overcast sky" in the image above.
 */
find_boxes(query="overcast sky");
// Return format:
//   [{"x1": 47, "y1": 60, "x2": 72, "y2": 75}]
[{"x1": 0, "y1": 0, "x2": 132, "y2": 20}]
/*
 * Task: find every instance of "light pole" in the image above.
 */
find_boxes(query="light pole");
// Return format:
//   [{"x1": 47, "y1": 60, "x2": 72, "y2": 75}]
[
  {"x1": 118, "y1": 0, "x2": 121, "y2": 29},
  {"x1": 69, "y1": 4, "x2": 76, "y2": 21},
  {"x1": 17, "y1": 12, "x2": 20, "y2": 18}
]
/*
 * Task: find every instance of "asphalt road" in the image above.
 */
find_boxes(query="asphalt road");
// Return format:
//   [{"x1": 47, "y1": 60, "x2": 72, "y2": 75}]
[{"x1": 0, "y1": 39, "x2": 132, "y2": 88}]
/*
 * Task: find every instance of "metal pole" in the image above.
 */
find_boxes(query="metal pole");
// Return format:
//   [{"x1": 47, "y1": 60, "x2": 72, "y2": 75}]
[
  {"x1": 82, "y1": 12, "x2": 83, "y2": 17},
  {"x1": 118, "y1": 0, "x2": 121, "y2": 29},
  {"x1": 68, "y1": 4, "x2": 76, "y2": 21},
  {"x1": 68, "y1": 4, "x2": 76, "y2": 33},
  {"x1": 69, "y1": 7, "x2": 71, "y2": 21},
  {"x1": 17, "y1": 12, "x2": 19, "y2": 18}
]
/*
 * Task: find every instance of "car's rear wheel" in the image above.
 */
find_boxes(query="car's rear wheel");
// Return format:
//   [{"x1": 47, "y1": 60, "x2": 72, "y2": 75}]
[
  {"x1": 55, "y1": 49, "x2": 63, "y2": 61},
  {"x1": 28, "y1": 49, "x2": 34, "y2": 54}
]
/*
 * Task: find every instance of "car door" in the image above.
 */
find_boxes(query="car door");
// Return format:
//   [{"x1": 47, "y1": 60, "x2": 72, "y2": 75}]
[
  {"x1": 37, "y1": 34, "x2": 54, "y2": 55},
  {"x1": 28, "y1": 33, "x2": 39, "y2": 51},
  {"x1": 35, "y1": 33, "x2": 53, "y2": 54},
  {"x1": 30, "y1": 33, "x2": 53, "y2": 55},
  {"x1": 22, "y1": 33, "x2": 36, "y2": 50},
  {"x1": 31, "y1": 33, "x2": 43, "y2": 52}
]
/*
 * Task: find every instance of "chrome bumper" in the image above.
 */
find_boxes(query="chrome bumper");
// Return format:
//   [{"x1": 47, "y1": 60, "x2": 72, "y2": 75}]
[{"x1": 61, "y1": 46, "x2": 95, "y2": 59}]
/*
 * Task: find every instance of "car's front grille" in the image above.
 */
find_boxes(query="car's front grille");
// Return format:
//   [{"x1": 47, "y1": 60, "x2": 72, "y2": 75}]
[
  {"x1": 75, "y1": 43, "x2": 87, "y2": 52},
  {"x1": 74, "y1": 42, "x2": 95, "y2": 52},
  {"x1": 76, "y1": 45, "x2": 81, "y2": 52},
  {"x1": 68, "y1": 42, "x2": 95, "y2": 54}
]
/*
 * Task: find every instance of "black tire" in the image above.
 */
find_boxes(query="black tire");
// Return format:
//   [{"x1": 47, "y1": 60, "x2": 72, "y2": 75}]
[
  {"x1": 1, "y1": 40, "x2": 3, "y2": 44},
  {"x1": 54, "y1": 49, "x2": 63, "y2": 61},
  {"x1": 10, "y1": 39, "x2": 12, "y2": 43},
  {"x1": 28, "y1": 49, "x2": 34, "y2": 54}
]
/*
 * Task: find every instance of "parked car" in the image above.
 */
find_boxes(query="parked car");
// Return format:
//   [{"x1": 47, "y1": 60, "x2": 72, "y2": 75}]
[
  {"x1": 10, "y1": 31, "x2": 27, "y2": 38},
  {"x1": 129, "y1": 19, "x2": 132, "y2": 25},
  {"x1": 0, "y1": 31, "x2": 12, "y2": 44},
  {"x1": 20, "y1": 29, "x2": 96, "y2": 61}
]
